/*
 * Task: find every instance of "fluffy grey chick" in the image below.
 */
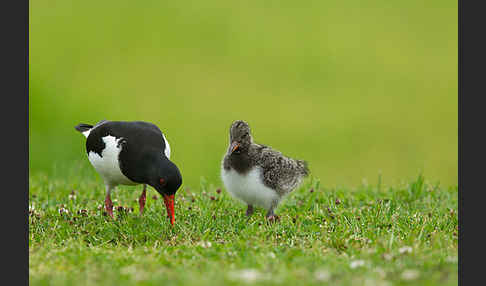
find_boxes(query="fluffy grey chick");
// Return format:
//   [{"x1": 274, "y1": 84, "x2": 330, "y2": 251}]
[{"x1": 221, "y1": 120, "x2": 309, "y2": 221}]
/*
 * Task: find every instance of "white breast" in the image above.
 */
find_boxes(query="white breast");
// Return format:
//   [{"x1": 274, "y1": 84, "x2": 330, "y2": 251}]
[
  {"x1": 88, "y1": 135, "x2": 138, "y2": 187},
  {"x1": 221, "y1": 166, "x2": 279, "y2": 210}
]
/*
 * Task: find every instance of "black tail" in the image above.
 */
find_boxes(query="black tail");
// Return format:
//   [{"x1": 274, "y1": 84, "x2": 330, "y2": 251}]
[{"x1": 74, "y1": 123, "x2": 93, "y2": 133}]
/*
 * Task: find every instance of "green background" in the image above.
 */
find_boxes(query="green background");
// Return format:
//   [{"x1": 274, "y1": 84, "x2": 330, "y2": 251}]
[{"x1": 29, "y1": 0, "x2": 457, "y2": 189}]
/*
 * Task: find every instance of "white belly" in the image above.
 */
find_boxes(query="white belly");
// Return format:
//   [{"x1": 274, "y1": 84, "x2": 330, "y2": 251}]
[
  {"x1": 221, "y1": 166, "x2": 279, "y2": 210},
  {"x1": 88, "y1": 135, "x2": 138, "y2": 187}
]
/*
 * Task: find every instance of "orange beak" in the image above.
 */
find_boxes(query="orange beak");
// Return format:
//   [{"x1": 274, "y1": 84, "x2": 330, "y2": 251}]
[
  {"x1": 163, "y1": 194, "x2": 175, "y2": 226},
  {"x1": 230, "y1": 141, "x2": 240, "y2": 154}
]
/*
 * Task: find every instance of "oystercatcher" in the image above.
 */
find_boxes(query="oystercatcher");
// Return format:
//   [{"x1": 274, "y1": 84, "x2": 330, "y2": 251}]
[
  {"x1": 75, "y1": 120, "x2": 182, "y2": 225},
  {"x1": 221, "y1": 120, "x2": 309, "y2": 221}
]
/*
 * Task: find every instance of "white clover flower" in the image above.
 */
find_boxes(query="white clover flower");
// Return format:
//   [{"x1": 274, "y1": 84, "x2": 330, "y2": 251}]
[
  {"x1": 382, "y1": 253, "x2": 393, "y2": 261},
  {"x1": 314, "y1": 269, "x2": 330, "y2": 281},
  {"x1": 399, "y1": 246, "x2": 413, "y2": 254},
  {"x1": 350, "y1": 260, "x2": 365, "y2": 269},
  {"x1": 197, "y1": 241, "x2": 212, "y2": 248},
  {"x1": 228, "y1": 269, "x2": 266, "y2": 283},
  {"x1": 401, "y1": 269, "x2": 419, "y2": 280},
  {"x1": 446, "y1": 256, "x2": 458, "y2": 263}
]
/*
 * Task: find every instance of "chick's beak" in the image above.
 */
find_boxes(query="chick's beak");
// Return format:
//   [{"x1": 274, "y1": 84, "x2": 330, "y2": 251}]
[
  {"x1": 230, "y1": 141, "x2": 240, "y2": 154},
  {"x1": 163, "y1": 194, "x2": 175, "y2": 226}
]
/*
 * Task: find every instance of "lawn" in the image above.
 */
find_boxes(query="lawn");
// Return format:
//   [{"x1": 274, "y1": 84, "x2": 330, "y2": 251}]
[{"x1": 29, "y1": 173, "x2": 457, "y2": 286}]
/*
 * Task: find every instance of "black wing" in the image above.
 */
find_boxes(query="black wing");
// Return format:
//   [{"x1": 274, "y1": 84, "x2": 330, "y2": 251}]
[{"x1": 85, "y1": 121, "x2": 169, "y2": 182}]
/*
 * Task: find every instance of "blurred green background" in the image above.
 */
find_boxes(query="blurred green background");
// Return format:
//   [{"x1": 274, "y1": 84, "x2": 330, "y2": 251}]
[{"x1": 29, "y1": 0, "x2": 457, "y2": 189}]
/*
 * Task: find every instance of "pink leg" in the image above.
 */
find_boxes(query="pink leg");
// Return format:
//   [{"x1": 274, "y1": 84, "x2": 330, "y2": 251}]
[
  {"x1": 139, "y1": 184, "x2": 147, "y2": 215},
  {"x1": 105, "y1": 193, "x2": 114, "y2": 218}
]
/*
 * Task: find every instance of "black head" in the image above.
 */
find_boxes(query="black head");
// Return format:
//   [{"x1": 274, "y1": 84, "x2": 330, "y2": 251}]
[
  {"x1": 148, "y1": 158, "x2": 182, "y2": 195},
  {"x1": 147, "y1": 157, "x2": 182, "y2": 225},
  {"x1": 228, "y1": 120, "x2": 252, "y2": 155}
]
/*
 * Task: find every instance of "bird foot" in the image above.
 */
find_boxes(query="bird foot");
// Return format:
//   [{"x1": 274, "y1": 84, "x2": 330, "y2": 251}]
[
  {"x1": 266, "y1": 214, "x2": 280, "y2": 223},
  {"x1": 139, "y1": 187, "x2": 147, "y2": 215},
  {"x1": 105, "y1": 195, "x2": 114, "y2": 219},
  {"x1": 246, "y1": 205, "x2": 254, "y2": 217},
  {"x1": 105, "y1": 206, "x2": 114, "y2": 219}
]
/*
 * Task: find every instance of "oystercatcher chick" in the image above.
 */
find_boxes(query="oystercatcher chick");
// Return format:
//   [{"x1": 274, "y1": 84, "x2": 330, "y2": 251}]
[
  {"x1": 75, "y1": 120, "x2": 182, "y2": 225},
  {"x1": 221, "y1": 120, "x2": 309, "y2": 221}
]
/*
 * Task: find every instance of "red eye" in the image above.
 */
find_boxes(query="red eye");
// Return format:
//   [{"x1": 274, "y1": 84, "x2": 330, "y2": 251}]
[{"x1": 160, "y1": 178, "x2": 166, "y2": 186}]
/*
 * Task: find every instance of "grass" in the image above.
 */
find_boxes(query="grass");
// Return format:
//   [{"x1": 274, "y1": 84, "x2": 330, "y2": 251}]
[{"x1": 29, "y1": 172, "x2": 457, "y2": 286}]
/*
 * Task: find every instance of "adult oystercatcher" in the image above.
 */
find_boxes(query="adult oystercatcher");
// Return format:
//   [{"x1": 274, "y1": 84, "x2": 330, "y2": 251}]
[
  {"x1": 75, "y1": 120, "x2": 182, "y2": 225},
  {"x1": 221, "y1": 120, "x2": 309, "y2": 221}
]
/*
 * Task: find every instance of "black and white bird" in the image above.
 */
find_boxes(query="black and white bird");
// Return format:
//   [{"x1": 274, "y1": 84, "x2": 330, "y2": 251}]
[
  {"x1": 75, "y1": 120, "x2": 182, "y2": 225},
  {"x1": 221, "y1": 120, "x2": 309, "y2": 221}
]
